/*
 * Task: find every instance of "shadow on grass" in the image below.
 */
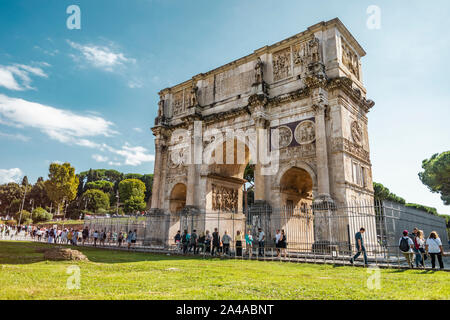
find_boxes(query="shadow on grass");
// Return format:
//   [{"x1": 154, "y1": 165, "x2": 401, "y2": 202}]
[{"x1": 0, "y1": 241, "x2": 231, "y2": 265}]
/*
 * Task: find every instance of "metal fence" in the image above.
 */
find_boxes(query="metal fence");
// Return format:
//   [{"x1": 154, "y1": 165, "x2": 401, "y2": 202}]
[{"x1": 81, "y1": 200, "x2": 449, "y2": 268}]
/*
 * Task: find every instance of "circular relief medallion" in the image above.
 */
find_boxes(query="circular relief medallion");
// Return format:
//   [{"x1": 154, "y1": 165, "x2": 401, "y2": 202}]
[
  {"x1": 271, "y1": 125, "x2": 293, "y2": 149},
  {"x1": 294, "y1": 120, "x2": 316, "y2": 145},
  {"x1": 351, "y1": 121, "x2": 363, "y2": 145}
]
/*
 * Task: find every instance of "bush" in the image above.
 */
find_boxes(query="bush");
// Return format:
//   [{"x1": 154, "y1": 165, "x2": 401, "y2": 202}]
[
  {"x1": 31, "y1": 207, "x2": 53, "y2": 223},
  {"x1": 405, "y1": 203, "x2": 438, "y2": 216},
  {"x1": 14, "y1": 210, "x2": 31, "y2": 224}
]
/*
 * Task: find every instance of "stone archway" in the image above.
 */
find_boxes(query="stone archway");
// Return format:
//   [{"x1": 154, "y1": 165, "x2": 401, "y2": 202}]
[
  {"x1": 279, "y1": 167, "x2": 313, "y2": 210},
  {"x1": 169, "y1": 183, "x2": 187, "y2": 214},
  {"x1": 277, "y1": 166, "x2": 315, "y2": 251}
]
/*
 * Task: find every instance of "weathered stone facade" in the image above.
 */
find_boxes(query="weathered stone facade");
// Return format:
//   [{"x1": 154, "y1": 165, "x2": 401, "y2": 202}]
[{"x1": 150, "y1": 19, "x2": 376, "y2": 244}]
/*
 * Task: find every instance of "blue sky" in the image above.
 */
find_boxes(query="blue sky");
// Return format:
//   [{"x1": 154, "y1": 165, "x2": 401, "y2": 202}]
[{"x1": 0, "y1": 0, "x2": 449, "y2": 214}]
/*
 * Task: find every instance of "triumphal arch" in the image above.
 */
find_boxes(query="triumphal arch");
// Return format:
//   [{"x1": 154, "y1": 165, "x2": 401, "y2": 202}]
[{"x1": 149, "y1": 18, "x2": 376, "y2": 247}]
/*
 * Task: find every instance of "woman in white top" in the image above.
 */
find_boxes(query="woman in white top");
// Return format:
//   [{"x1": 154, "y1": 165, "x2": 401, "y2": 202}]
[{"x1": 425, "y1": 231, "x2": 444, "y2": 270}]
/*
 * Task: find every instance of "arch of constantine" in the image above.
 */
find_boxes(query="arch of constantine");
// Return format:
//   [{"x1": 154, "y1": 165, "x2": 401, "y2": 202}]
[{"x1": 149, "y1": 18, "x2": 377, "y2": 249}]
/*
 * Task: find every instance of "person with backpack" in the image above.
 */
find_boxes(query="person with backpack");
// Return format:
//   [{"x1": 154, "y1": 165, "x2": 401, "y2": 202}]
[
  {"x1": 181, "y1": 229, "x2": 190, "y2": 254},
  {"x1": 190, "y1": 229, "x2": 198, "y2": 254},
  {"x1": 350, "y1": 227, "x2": 368, "y2": 266},
  {"x1": 425, "y1": 231, "x2": 445, "y2": 270},
  {"x1": 399, "y1": 230, "x2": 415, "y2": 268}
]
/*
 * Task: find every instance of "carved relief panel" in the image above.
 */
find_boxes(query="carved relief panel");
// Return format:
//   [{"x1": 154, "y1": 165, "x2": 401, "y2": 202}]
[
  {"x1": 341, "y1": 37, "x2": 360, "y2": 80},
  {"x1": 272, "y1": 47, "x2": 292, "y2": 81},
  {"x1": 212, "y1": 184, "x2": 238, "y2": 212},
  {"x1": 172, "y1": 90, "x2": 185, "y2": 116}
]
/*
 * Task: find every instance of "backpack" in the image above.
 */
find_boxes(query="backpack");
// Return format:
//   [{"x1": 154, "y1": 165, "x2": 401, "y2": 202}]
[{"x1": 399, "y1": 237, "x2": 410, "y2": 252}]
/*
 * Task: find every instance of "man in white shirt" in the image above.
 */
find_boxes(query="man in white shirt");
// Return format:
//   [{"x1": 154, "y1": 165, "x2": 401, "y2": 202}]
[{"x1": 399, "y1": 230, "x2": 414, "y2": 268}]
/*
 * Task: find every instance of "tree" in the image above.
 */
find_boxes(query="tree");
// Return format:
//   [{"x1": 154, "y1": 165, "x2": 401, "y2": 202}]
[
  {"x1": 139, "y1": 174, "x2": 153, "y2": 203},
  {"x1": 124, "y1": 196, "x2": 146, "y2": 214},
  {"x1": 373, "y1": 182, "x2": 406, "y2": 204},
  {"x1": 82, "y1": 189, "x2": 110, "y2": 213},
  {"x1": 419, "y1": 151, "x2": 450, "y2": 205},
  {"x1": 44, "y1": 163, "x2": 79, "y2": 215},
  {"x1": 29, "y1": 179, "x2": 51, "y2": 210},
  {"x1": 31, "y1": 207, "x2": 52, "y2": 223},
  {"x1": 14, "y1": 210, "x2": 31, "y2": 224},
  {"x1": 85, "y1": 180, "x2": 114, "y2": 194},
  {"x1": 21, "y1": 176, "x2": 29, "y2": 187},
  {"x1": 119, "y1": 179, "x2": 146, "y2": 213}
]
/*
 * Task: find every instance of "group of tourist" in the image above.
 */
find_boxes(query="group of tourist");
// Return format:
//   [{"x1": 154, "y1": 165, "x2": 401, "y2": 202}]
[
  {"x1": 173, "y1": 227, "x2": 288, "y2": 258},
  {"x1": 350, "y1": 227, "x2": 446, "y2": 270},
  {"x1": 85, "y1": 228, "x2": 138, "y2": 250},
  {"x1": 0, "y1": 224, "x2": 139, "y2": 250}
]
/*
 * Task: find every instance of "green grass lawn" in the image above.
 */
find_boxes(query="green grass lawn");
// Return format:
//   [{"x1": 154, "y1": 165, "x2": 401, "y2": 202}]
[{"x1": 0, "y1": 241, "x2": 448, "y2": 300}]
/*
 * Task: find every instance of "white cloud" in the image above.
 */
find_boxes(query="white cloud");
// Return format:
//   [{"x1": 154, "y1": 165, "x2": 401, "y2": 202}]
[
  {"x1": 92, "y1": 154, "x2": 109, "y2": 162},
  {"x1": 108, "y1": 161, "x2": 122, "y2": 166},
  {"x1": 102, "y1": 143, "x2": 154, "y2": 166},
  {"x1": 128, "y1": 79, "x2": 143, "y2": 89},
  {"x1": 0, "y1": 63, "x2": 48, "y2": 91},
  {"x1": 133, "y1": 127, "x2": 143, "y2": 133},
  {"x1": 0, "y1": 168, "x2": 23, "y2": 184},
  {"x1": 67, "y1": 40, "x2": 135, "y2": 72},
  {"x1": 0, "y1": 94, "x2": 117, "y2": 146},
  {"x1": 0, "y1": 131, "x2": 30, "y2": 142}
]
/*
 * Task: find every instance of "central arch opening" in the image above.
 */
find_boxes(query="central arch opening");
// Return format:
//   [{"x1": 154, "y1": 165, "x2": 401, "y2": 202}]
[
  {"x1": 169, "y1": 183, "x2": 187, "y2": 214},
  {"x1": 280, "y1": 167, "x2": 313, "y2": 211},
  {"x1": 279, "y1": 167, "x2": 314, "y2": 251}
]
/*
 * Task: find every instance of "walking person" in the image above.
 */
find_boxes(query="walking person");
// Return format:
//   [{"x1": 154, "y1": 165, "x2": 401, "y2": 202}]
[
  {"x1": 211, "y1": 228, "x2": 221, "y2": 256},
  {"x1": 399, "y1": 230, "x2": 415, "y2": 268},
  {"x1": 413, "y1": 229, "x2": 426, "y2": 268},
  {"x1": 350, "y1": 227, "x2": 368, "y2": 266},
  {"x1": 257, "y1": 228, "x2": 265, "y2": 257},
  {"x1": 245, "y1": 230, "x2": 253, "y2": 257},
  {"x1": 426, "y1": 231, "x2": 445, "y2": 270},
  {"x1": 235, "y1": 231, "x2": 243, "y2": 257},
  {"x1": 222, "y1": 231, "x2": 231, "y2": 256}
]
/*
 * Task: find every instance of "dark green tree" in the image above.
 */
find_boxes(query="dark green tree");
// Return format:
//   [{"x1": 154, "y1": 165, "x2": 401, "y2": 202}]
[{"x1": 419, "y1": 151, "x2": 450, "y2": 205}]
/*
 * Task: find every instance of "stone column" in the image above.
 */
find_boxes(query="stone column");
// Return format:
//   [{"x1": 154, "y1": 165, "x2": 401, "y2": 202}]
[
  {"x1": 254, "y1": 118, "x2": 267, "y2": 201},
  {"x1": 312, "y1": 89, "x2": 332, "y2": 202},
  {"x1": 150, "y1": 132, "x2": 164, "y2": 209}
]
